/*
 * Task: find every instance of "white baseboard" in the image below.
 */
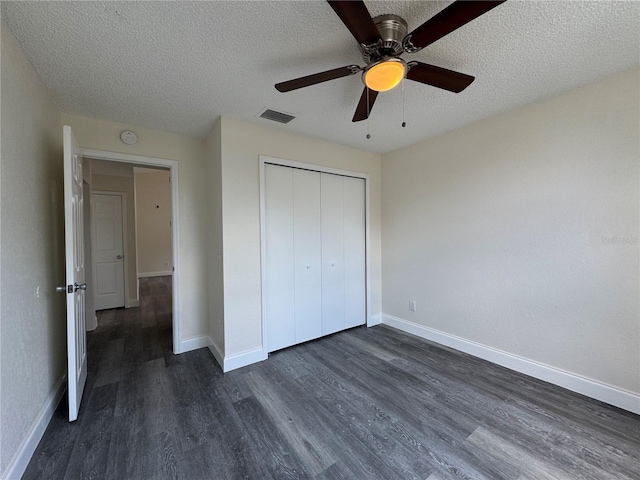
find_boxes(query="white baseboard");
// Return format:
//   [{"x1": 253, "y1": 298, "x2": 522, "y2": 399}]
[
  {"x1": 381, "y1": 314, "x2": 640, "y2": 415},
  {"x1": 182, "y1": 335, "x2": 262, "y2": 373},
  {"x1": 138, "y1": 271, "x2": 173, "y2": 278},
  {"x1": 126, "y1": 298, "x2": 139, "y2": 308},
  {"x1": 208, "y1": 337, "x2": 224, "y2": 370},
  {"x1": 176, "y1": 335, "x2": 265, "y2": 373},
  {"x1": 2, "y1": 374, "x2": 67, "y2": 480},
  {"x1": 223, "y1": 347, "x2": 267, "y2": 373},
  {"x1": 179, "y1": 335, "x2": 212, "y2": 354},
  {"x1": 178, "y1": 335, "x2": 264, "y2": 373},
  {"x1": 368, "y1": 314, "x2": 382, "y2": 327}
]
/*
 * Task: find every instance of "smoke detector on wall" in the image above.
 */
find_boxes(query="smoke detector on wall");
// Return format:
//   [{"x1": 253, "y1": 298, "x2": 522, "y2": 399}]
[{"x1": 120, "y1": 130, "x2": 138, "y2": 145}]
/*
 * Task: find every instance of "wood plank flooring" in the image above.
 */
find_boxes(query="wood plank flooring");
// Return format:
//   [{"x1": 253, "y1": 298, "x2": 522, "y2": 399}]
[{"x1": 24, "y1": 276, "x2": 640, "y2": 479}]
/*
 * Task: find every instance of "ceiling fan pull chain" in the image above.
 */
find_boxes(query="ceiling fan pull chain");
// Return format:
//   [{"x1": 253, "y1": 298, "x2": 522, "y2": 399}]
[
  {"x1": 402, "y1": 78, "x2": 406, "y2": 128},
  {"x1": 366, "y1": 87, "x2": 371, "y2": 139}
]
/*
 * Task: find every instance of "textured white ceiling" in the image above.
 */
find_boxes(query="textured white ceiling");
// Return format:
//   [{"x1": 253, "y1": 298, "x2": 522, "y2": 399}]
[{"x1": 2, "y1": 1, "x2": 639, "y2": 154}]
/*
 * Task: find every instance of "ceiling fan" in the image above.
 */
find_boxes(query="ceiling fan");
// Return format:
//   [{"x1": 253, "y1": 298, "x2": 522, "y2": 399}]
[{"x1": 275, "y1": 0, "x2": 506, "y2": 122}]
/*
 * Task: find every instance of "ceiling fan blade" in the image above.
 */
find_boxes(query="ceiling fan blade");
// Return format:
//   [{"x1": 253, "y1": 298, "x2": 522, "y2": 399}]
[
  {"x1": 353, "y1": 87, "x2": 378, "y2": 122},
  {"x1": 275, "y1": 65, "x2": 360, "y2": 92},
  {"x1": 404, "y1": 1, "x2": 505, "y2": 51},
  {"x1": 327, "y1": 0, "x2": 382, "y2": 46},
  {"x1": 407, "y1": 62, "x2": 474, "y2": 93}
]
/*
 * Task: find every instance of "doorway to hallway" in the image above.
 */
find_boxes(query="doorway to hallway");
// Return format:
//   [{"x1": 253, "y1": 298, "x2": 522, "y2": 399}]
[{"x1": 86, "y1": 159, "x2": 175, "y2": 367}]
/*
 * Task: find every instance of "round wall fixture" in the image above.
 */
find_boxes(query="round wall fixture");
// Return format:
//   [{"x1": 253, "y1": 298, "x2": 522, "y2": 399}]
[{"x1": 120, "y1": 130, "x2": 138, "y2": 145}]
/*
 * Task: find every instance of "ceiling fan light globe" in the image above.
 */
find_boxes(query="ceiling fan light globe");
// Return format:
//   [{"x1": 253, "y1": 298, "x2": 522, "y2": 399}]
[{"x1": 364, "y1": 60, "x2": 406, "y2": 92}]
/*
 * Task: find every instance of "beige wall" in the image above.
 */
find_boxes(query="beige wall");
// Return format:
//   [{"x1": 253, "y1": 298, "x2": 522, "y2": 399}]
[
  {"x1": 62, "y1": 113, "x2": 209, "y2": 341},
  {"x1": 219, "y1": 117, "x2": 382, "y2": 357},
  {"x1": 0, "y1": 23, "x2": 64, "y2": 476},
  {"x1": 381, "y1": 67, "x2": 640, "y2": 394},
  {"x1": 206, "y1": 119, "x2": 225, "y2": 354},
  {"x1": 134, "y1": 169, "x2": 172, "y2": 275},
  {"x1": 91, "y1": 171, "x2": 138, "y2": 304}
]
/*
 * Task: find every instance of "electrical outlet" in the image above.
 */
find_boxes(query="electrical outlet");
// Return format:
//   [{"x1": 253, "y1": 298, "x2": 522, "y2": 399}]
[{"x1": 409, "y1": 300, "x2": 417, "y2": 312}]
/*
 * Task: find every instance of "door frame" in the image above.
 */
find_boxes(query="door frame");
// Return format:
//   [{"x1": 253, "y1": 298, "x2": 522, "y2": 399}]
[
  {"x1": 91, "y1": 191, "x2": 129, "y2": 309},
  {"x1": 80, "y1": 148, "x2": 182, "y2": 354},
  {"x1": 259, "y1": 155, "x2": 373, "y2": 355}
]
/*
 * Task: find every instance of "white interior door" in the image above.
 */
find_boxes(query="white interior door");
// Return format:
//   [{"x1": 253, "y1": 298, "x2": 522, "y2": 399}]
[
  {"x1": 321, "y1": 173, "x2": 346, "y2": 335},
  {"x1": 264, "y1": 163, "x2": 366, "y2": 353},
  {"x1": 62, "y1": 125, "x2": 87, "y2": 422},
  {"x1": 293, "y1": 169, "x2": 322, "y2": 344},
  {"x1": 92, "y1": 194, "x2": 125, "y2": 310},
  {"x1": 343, "y1": 176, "x2": 366, "y2": 328},
  {"x1": 264, "y1": 164, "x2": 295, "y2": 351}
]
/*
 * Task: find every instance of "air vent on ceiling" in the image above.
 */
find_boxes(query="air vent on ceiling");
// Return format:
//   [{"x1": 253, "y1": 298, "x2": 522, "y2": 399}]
[{"x1": 259, "y1": 108, "x2": 295, "y2": 124}]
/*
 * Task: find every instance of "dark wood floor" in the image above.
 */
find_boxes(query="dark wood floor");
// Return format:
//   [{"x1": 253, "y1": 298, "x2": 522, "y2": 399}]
[{"x1": 24, "y1": 277, "x2": 640, "y2": 479}]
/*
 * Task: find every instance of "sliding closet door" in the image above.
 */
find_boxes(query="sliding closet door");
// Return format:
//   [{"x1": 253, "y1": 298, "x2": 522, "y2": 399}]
[
  {"x1": 264, "y1": 164, "x2": 295, "y2": 351},
  {"x1": 343, "y1": 176, "x2": 366, "y2": 328},
  {"x1": 293, "y1": 169, "x2": 322, "y2": 343}
]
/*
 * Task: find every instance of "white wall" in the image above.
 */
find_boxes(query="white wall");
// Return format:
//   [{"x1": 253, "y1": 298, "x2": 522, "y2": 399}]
[
  {"x1": 134, "y1": 169, "x2": 172, "y2": 276},
  {"x1": 219, "y1": 117, "x2": 382, "y2": 357},
  {"x1": 62, "y1": 113, "x2": 209, "y2": 341},
  {"x1": 381, "y1": 67, "x2": 640, "y2": 395},
  {"x1": 0, "y1": 23, "x2": 64, "y2": 477},
  {"x1": 206, "y1": 119, "x2": 224, "y2": 358},
  {"x1": 91, "y1": 170, "x2": 138, "y2": 304}
]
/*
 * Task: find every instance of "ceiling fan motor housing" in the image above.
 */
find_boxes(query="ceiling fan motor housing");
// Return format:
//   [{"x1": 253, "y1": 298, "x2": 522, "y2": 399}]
[{"x1": 362, "y1": 14, "x2": 408, "y2": 63}]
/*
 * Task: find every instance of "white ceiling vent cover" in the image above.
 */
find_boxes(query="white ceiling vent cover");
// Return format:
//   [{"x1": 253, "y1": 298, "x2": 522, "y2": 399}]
[{"x1": 258, "y1": 108, "x2": 295, "y2": 124}]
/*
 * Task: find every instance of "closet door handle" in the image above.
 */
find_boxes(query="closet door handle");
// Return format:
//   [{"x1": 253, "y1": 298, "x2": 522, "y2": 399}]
[{"x1": 306, "y1": 264, "x2": 311, "y2": 269}]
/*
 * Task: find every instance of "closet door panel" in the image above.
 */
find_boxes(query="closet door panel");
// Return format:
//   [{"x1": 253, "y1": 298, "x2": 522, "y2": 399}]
[
  {"x1": 343, "y1": 177, "x2": 366, "y2": 328},
  {"x1": 264, "y1": 164, "x2": 295, "y2": 352},
  {"x1": 321, "y1": 173, "x2": 345, "y2": 335},
  {"x1": 293, "y1": 169, "x2": 322, "y2": 343}
]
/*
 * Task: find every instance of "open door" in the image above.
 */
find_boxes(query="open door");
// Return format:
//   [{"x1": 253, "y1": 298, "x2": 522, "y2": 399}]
[{"x1": 62, "y1": 125, "x2": 87, "y2": 421}]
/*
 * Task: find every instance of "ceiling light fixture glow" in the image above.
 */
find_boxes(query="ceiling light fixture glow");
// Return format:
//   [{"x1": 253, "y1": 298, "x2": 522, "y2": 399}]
[{"x1": 364, "y1": 59, "x2": 406, "y2": 92}]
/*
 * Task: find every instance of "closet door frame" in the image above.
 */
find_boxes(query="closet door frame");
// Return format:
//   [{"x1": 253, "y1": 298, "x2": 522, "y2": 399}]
[{"x1": 259, "y1": 155, "x2": 372, "y2": 355}]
